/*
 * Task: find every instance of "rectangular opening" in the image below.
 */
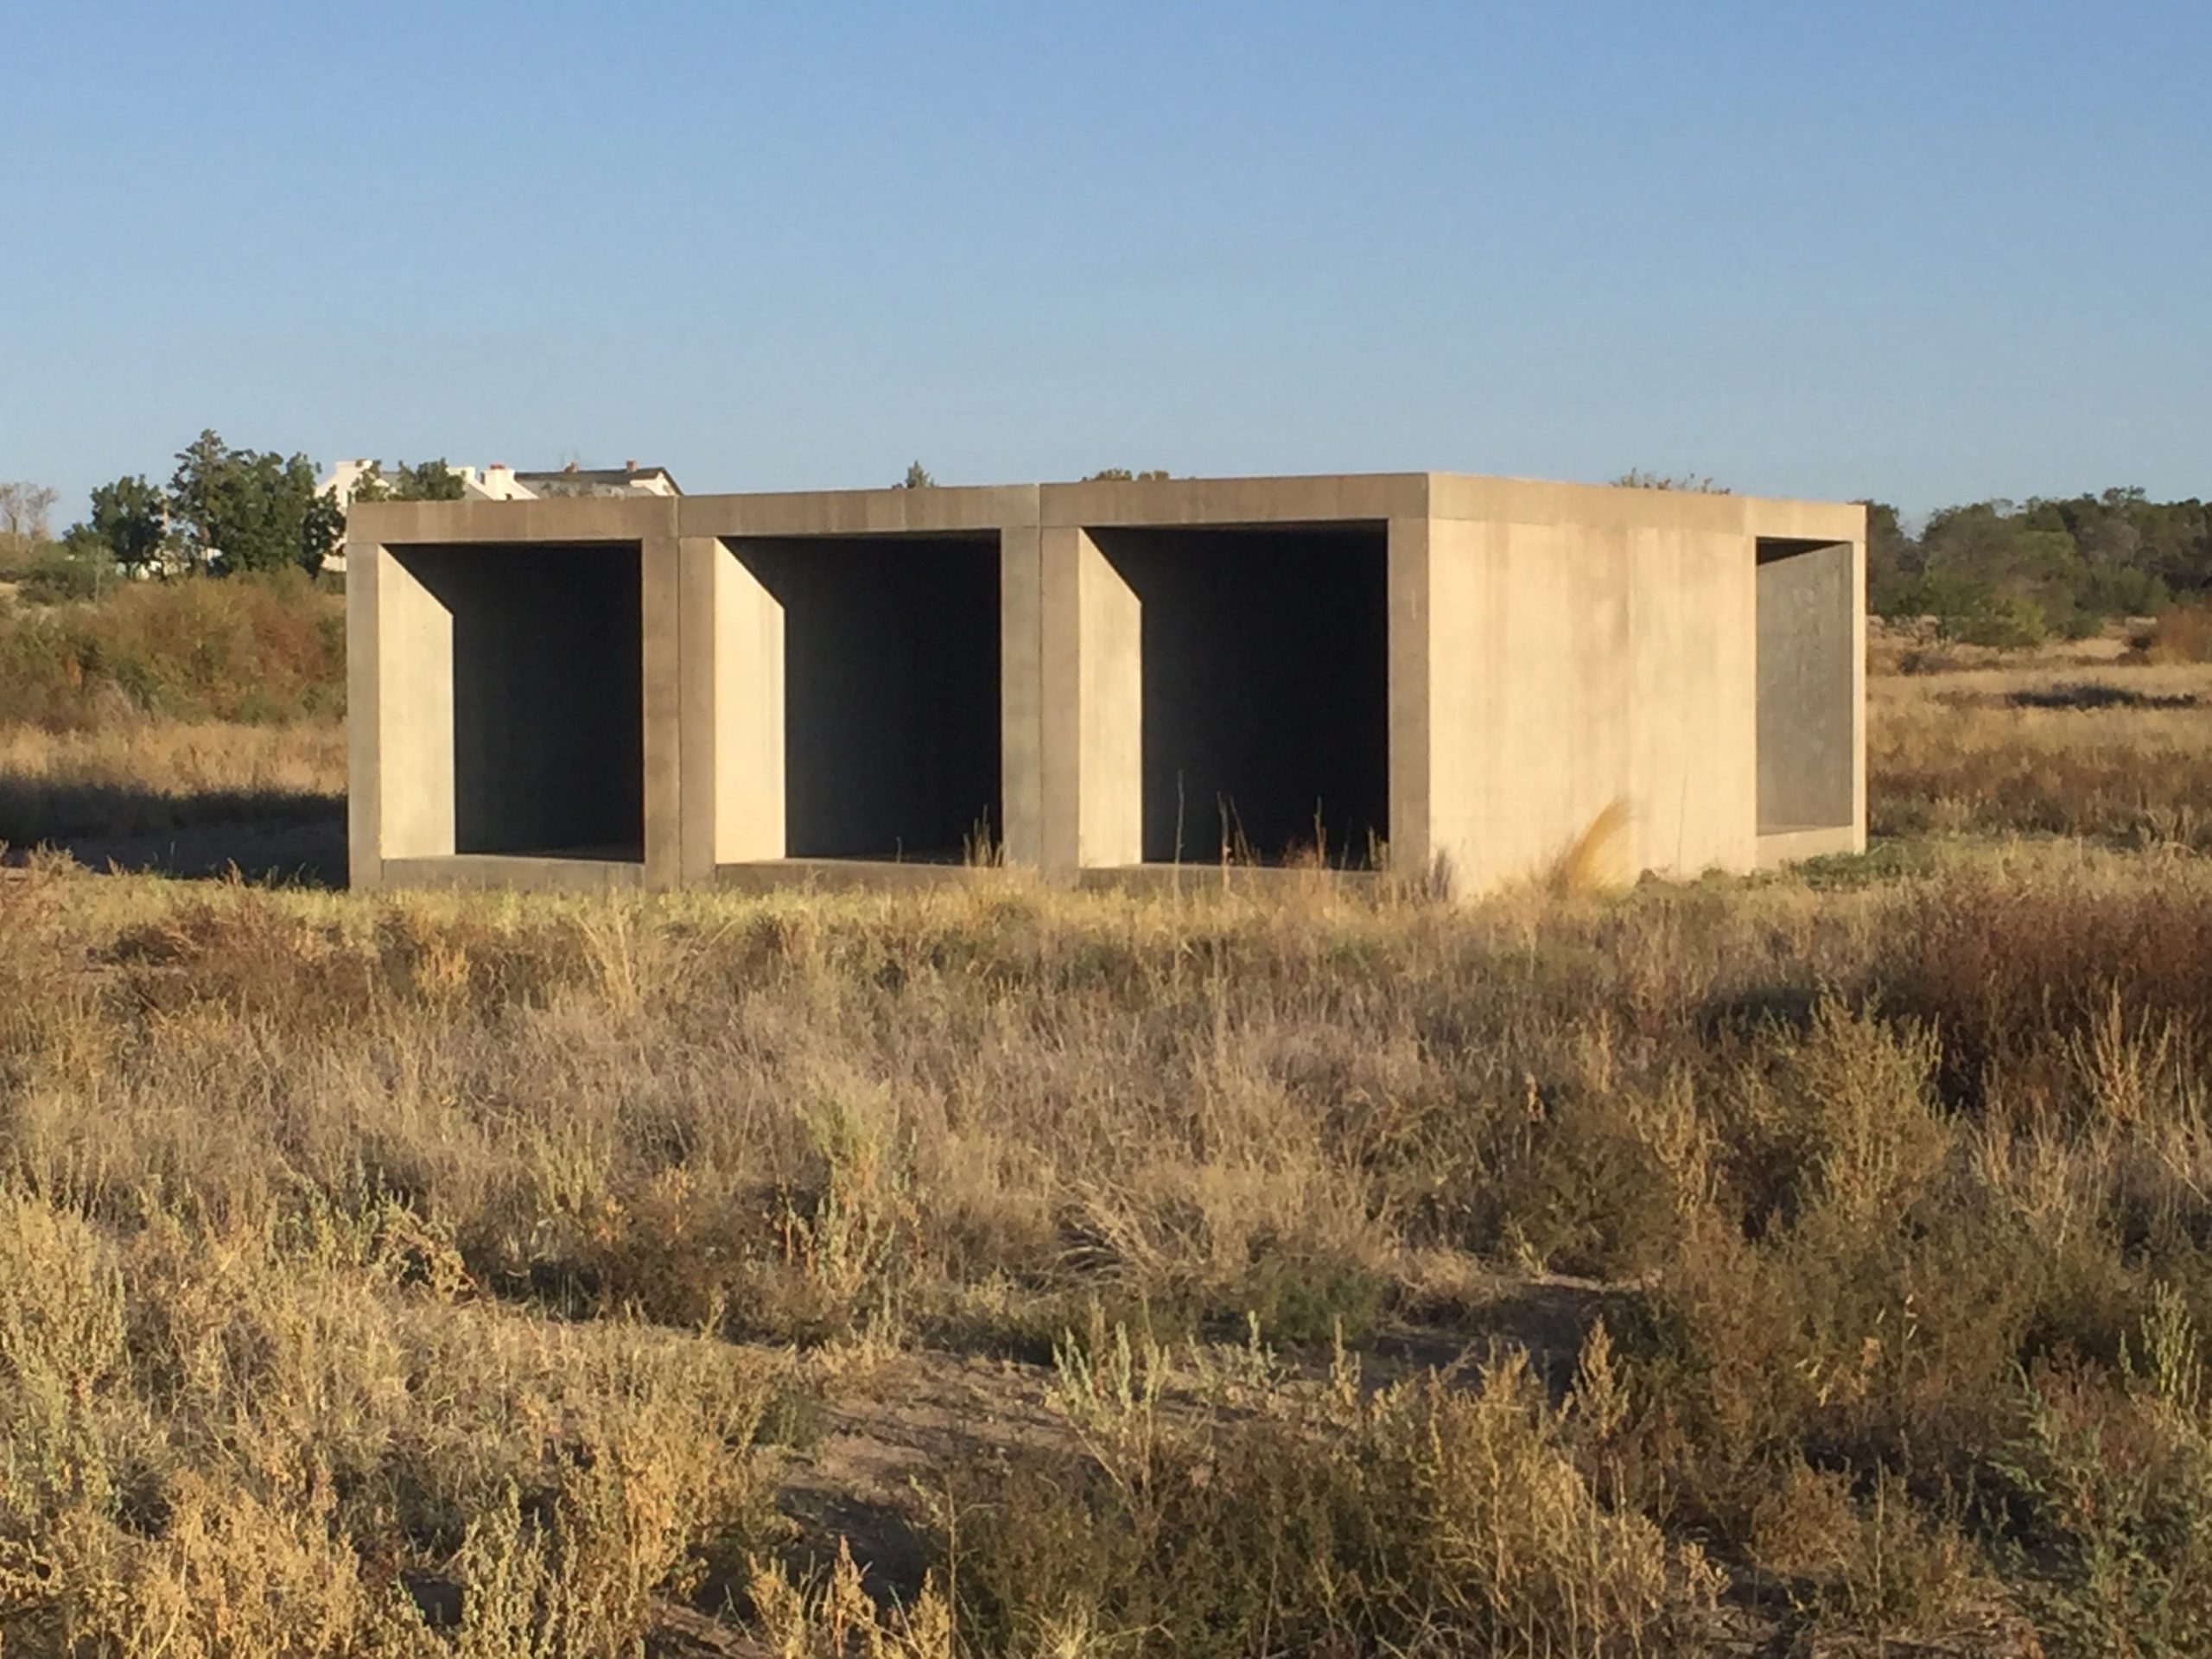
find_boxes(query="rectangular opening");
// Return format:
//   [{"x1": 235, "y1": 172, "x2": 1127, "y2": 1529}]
[
  {"x1": 391, "y1": 543, "x2": 644, "y2": 861},
  {"x1": 723, "y1": 533, "x2": 1001, "y2": 861},
  {"x1": 1756, "y1": 538, "x2": 1854, "y2": 836},
  {"x1": 1089, "y1": 524, "x2": 1389, "y2": 865}
]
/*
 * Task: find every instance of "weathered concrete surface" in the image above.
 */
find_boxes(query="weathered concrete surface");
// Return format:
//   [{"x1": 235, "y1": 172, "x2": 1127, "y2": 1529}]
[
  {"x1": 348, "y1": 474, "x2": 1865, "y2": 896},
  {"x1": 1757, "y1": 538, "x2": 1862, "y2": 838},
  {"x1": 1084, "y1": 524, "x2": 1389, "y2": 865},
  {"x1": 726, "y1": 535, "x2": 1000, "y2": 861},
  {"x1": 1039, "y1": 525, "x2": 1142, "y2": 872},
  {"x1": 391, "y1": 543, "x2": 644, "y2": 861}
]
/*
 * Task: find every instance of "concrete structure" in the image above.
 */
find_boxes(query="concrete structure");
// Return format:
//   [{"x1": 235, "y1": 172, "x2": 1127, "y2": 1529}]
[
  {"x1": 346, "y1": 474, "x2": 1864, "y2": 896},
  {"x1": 320, "y1": 462, "x2": 677, "y2": 572},
  {"x1": 323, "y1": 460, "x2": 678, "y2": 511}
]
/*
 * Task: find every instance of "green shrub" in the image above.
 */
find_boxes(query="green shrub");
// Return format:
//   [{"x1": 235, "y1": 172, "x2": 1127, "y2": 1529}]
[
  {"x1": 1945, "y1": 592, "x2": 2049, "y2": 648},
  {"x1": 2000, "y1": 1287, "x2": 2212, "y2": 1656},
  {"x1": 1882, "y1": 575, "x2": 2052, "y2": 648},
  {"x1": 16, "y1": 550, "x2": 113, "y2": 606}
]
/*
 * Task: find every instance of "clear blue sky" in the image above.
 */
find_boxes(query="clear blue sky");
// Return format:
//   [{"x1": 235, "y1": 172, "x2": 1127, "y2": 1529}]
[{"x1": 4, "y1": 1, "x2": 2206, "y2": 518}]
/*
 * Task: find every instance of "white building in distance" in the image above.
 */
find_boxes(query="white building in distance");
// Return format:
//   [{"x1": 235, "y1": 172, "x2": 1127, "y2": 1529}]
[{"x1": 319, "y1": 461, "x2": 677, "y2": 571}]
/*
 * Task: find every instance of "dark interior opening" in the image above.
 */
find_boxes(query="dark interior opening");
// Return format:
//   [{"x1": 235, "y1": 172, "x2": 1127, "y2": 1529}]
[
  {"x1": 396, "y1": 542, "x2": 644, "y2": 861},
  {"x1": 1091, "y1": 524, "x2": 1389, "y2": 865},
  {"x1": 733, "y1": 534, "x2": 1001, "y2": 861},
  {"x1": 1756, "y1": 537, "x2": 1855, "y2": 834}
]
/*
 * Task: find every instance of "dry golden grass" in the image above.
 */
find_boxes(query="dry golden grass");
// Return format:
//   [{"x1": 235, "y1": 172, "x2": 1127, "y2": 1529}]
[
  {"x1": 4, "y1": 836, "x2": 2202, "y2": 1655},
  {"x1": 11, "y1": 631, "x2": 2212, "y2": 1653},
  {"x1": 0, "y1": 721, "x2": 345, "y2": 884},
  {"x1": 1871, "y1": 648, "x2": 2212, "y2": 849},
  {"x1": 0, "y1": 569, "x2": 344, "y2": 728},
  {"x1": 0, "y1": 719, "x2": 343, "y2": 837}
]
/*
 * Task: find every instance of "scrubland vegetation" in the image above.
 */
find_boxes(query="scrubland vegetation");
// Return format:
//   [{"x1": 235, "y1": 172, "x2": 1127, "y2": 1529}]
[
  {"x1": 0, "y1": 573, "x2": 344, "y2": 874},
  {"x1": 0, "y1": 570, "x2": 343, "y2": 730},
  {"x1": 11, "y1": 582, "x2": 2212, "y2": 1652}
]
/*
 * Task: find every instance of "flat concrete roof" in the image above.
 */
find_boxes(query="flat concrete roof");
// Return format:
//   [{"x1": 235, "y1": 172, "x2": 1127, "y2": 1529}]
[{"x1": 352, "y1": 471, "x2": 1864, "y2": 548}]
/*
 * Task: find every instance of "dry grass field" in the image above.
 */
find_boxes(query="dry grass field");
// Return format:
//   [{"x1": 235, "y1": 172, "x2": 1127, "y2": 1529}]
[{"x1": 6, "y1": 630, "x2": 2212, "y2": 1656}]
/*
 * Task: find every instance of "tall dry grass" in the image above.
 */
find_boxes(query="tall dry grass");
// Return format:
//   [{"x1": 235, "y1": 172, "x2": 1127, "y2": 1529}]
[
  {"x1": 0, "y1": 720, "x2": 344, "y2": 846},
  {"x1": 0, "y1": 573, "x2": 346, "y2": 870},
  {"x1": 1871, "y1": 656, "x2": 2212, "y2": 849},
  {"x1": 0, "y1": 570, "x2": 343, "y2": 729},
  {"x1": 4, "y1": 843, "x2": 2209, "y2": 1652},
  {"x1": 8, "y1": 620, "x2": 2212, "y2": 1652}
]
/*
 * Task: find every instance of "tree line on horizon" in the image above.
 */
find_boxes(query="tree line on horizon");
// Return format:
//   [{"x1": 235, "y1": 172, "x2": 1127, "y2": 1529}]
[
  {"x1": 3, "y1": 445, "x2": 2208, "y2": 650},
  {"x1": 1594, "y1": 472, "x2": 2209, "y2": 647},
  {"x1": 0, "y1": 433, "x2": 464, "y2": 599},
  {"x1": 1866, "y1": 489, "x2": 2211, "y2": 646}
]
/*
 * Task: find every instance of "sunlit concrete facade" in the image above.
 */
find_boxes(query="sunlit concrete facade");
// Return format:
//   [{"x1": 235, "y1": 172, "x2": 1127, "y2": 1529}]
[{"x1": 346, "y1": 474, "x2": 1865, "y2": 897}]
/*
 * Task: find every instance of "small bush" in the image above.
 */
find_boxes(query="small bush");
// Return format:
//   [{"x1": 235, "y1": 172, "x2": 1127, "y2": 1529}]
[
  {"x1": 2143, "y1": 604, "x2": 2212, "y2": 664},
  {"x1": 949, "y1": 1328, "x2": 1721, "y2": 1658},
  {"x1": 1946, "y1": 593, "x2": 2050, "y2": 649},
  {"x1": 16, "y1": 550, "x2": 113, "y2": 606},
  {"x1": 2001, "y1": 1287, "x2": 2212, "y2": 1655}
]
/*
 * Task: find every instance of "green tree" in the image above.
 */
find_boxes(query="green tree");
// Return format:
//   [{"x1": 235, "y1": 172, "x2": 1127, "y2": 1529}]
[
  {"x1": 897, "y1": 461, "x2": 935, "y2": 490},
  {"x1": 168, "y1": 430, "x2": 341, "y2": 575},
  {"x1": 1861, "y1": 501, "x2": 1919, "y2": 614},
  {"x1": 166, "y1": 429, "x2": 232, "y2": 559},
  {"x1": 1887, "y1": 571, "x2": 2050, "y2": 646},
  {"x1": 2039, "y1": 486, "x2": 2211, "y2": 600},
  {"x1": 395, "y1": 459, "x2": 466, "y2": 500},
  {"x1": 85, "y1": 474, "x2": 170, "y2": 573},
  {"x1": 346, "y1": 459, "x2": 465, "y2": 505},
  {"x1": 1919, "y1": 502, "x2": 2082, "y2": 629}
]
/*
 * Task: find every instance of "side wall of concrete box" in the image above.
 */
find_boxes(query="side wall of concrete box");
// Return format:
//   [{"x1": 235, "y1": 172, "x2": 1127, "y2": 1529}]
[
  {"x1": 1412, "y1": 481, "x2": 1751, "y2": 892},
  {"x1": 1415, "y1": 478, "x2": 1863, "y2": 893},
  {"x1": 1754, "y1": 537, "x2": 1866, "y2": 863}
]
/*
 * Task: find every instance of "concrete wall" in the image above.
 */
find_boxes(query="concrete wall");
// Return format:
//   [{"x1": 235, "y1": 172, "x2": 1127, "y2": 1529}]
[
  {"x1": 391, "y1": 543, "x2": 644, "y2": 859},
  {"x1": 723, "y1": 534, "x2": 1001, "y2": 862},
  {"x1": 1038, "y1": 526, "x2": 1142, "y2": 868},
  {"x1": 1419, "y1": 509, "x2": 1756, "y2": 891},
  {"x1": 348, "y1": 475, "x2": 1865, "y2": 896},
  {"x1": 1418, "y1": 477, "x2": 1860, "y2": 893},
  {"x1": 1757, "y1": 538, "x2": 1859, "y2": 835},
  {"x1": 1084, "y1": 524, "x2": 1389, "y2": 864}
]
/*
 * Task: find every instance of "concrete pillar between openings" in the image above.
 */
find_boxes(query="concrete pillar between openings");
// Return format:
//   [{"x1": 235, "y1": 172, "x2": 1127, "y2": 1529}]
[
  {"x1": 346, "y1": 535, "x2": 385, "y2": 888},
  {"x1": 998, "y1": 524, "x2": 1046, "y2": 868},
  {"x1": 376, "y1": 543, "x2": 456, "y2": 861},
  {"x1": 1384, "y1": 516, "x2": 1433, "y2": 886},
  {"x1": 713, "y1": 539, "x2": 786, "y2": 863},
  {"x1": 641, "y1": 534, "x2": 684, "y2": 887},
  {"x1": 1040, "y1": 525, "x2": 1141, "y2": 874}
]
